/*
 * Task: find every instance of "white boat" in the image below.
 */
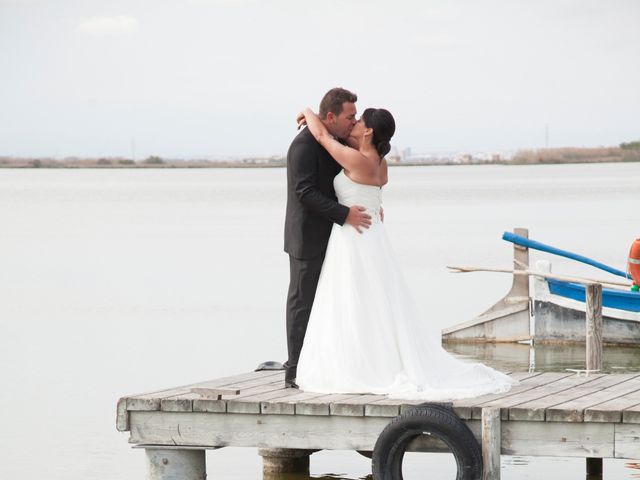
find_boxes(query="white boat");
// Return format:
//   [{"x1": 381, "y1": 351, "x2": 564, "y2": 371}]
[{"x1": 442, "y1": 228, "x2": 640, "y2": 346}]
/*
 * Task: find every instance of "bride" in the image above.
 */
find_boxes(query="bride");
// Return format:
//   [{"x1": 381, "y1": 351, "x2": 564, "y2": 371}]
[{"x1": 294, "y1": 106, "x2": 516, "y2": 400}]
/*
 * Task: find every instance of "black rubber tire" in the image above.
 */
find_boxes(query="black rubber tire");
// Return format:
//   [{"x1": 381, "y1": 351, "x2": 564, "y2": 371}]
[{"x1": 371, "y1": 403, "x2": 482, "y2": 480}]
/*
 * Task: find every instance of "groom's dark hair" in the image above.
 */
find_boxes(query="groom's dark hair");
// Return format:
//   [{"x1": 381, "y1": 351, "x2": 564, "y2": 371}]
[{"x1": 319, "y1": 88, "x2": 357, "y2": 119}]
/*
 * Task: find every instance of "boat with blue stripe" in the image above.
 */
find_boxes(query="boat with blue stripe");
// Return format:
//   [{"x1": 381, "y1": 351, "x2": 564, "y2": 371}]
[
  {"x1": 547, "y1": 279, "x2": 640, "y2": 313},
  {"x1": 442, "y1": 228, "x2": 640, "y2": 346}
]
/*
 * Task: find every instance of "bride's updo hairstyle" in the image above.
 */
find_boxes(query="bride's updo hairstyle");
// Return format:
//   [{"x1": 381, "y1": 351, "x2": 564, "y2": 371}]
[{"x1": 362, "y1": 108, "x2": 396, "y2": 158}]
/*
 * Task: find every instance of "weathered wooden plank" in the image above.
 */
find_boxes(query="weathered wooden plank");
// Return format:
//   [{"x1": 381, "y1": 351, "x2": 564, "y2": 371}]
[
  {"x1": 586, "y1": 283, "x2": 603, "y2": 372},
  {"x1": 185, "y1": 390, "x2": 242, "y2": 413},
  {"x1": 358, "y1": 398, "x2": 428, "y2": 417},
  {"x1": 476, "y1": 373, "x2": 602, "y2": 421},
  {"x1": 501, "y1": 421, "x2": 614, "y2": 457},
  {"x1": 464, "y1": 372, "x2": 576, "y2": 420},
  {"x1": 129, "y1": 410, "x2": 481, "y2": 453},
  {"x1": 330, "y1": 394, "x2": 387, "y2": 417},
  {"x1": 195, "y1": 386, "x2": 312, "y2": 415},
  {"x1": 190, "y1": 387, "x2": 240, "y2": 399},
  {"x1": 482, "y1": 407, "x2": 501, "y2": 480},
  {"x1": 169, "y1": 381, "x2": 277, "y2": 414},
  {"x1": 452, "y1": 371, "x2": 545, "y2": 413},
  {"x1": 225, "y1": 380, "x2": 291, "y2": 414},
  {"x1": 504, "y1": 371, "x2": 548, "y2": 382},
  {"x1": 161, "y1": 377, "x2": 285, "y2": 413},
  {"x1": 129, "y1": 411, "x2": 394, "y2": 450},
  {"x1": 231, "y1": 388, "x2": 306, "y2": 414},
  {"x1": 459, "y1": 371, "x2": 546, "y2": 406},
  {"x1": 116, "y1": 397, "x2": 129, "y2": 432},
  {"x1": 127, "y1": 410, "x2": 616, "y2": 458},
  {"x1": 363, "y1": 400, "x2": 402, "y2": 418},
  {"x1": 226, "y1": 400, "x2": 261, "y2": 415},
  {"x1": 126, "y1": 371, "x2": 283, "y2": 411},
  {"x1": 622, "y1": 402, "x2": 640, "y2": 424},
  {"x1": 614, "y1": 423, "x2": 640, "y2": 458},
  {"x1": 588, "y1": 399, "x2": 640, "y2": 423},
  {"x1": 453, "y1": 372, "x2": 565, "y2": 419},
  {"x1": 585, "y1": 387, "x2": 640, "y2": 423},
  {"x1": 193, "y1": 396, "x2": 227, "y2": 414},
  {"x1": 260, "y1": 392, "x2": 307, "y2": 414},
  {"x1": 296, "y1": 394, "x2": 363, "y2": 416},
  {"x1": 161, "y1": 395, "x2": 197, "y2": 413},
  {"x1": 360, "y1": 372, "x2": 549, "y2": 420},
  {"x1": 546, "y1": 376, "x2": 640, "y2": 422},
  {"x1": 133, "y1": 370, "x2": 282, "y2": 400},
  {"x1": 509, "y1": 374, "x2": 637, "y2": 422},
  {"x1": 126, "y1": 396, "x2": 165, "y2": 412},
  {"x1": 260, "y1": 391, "x2": 329, "y2": 415},
  {"x1": 125, "y1": 370, "x2": 532, "y2": 415}
]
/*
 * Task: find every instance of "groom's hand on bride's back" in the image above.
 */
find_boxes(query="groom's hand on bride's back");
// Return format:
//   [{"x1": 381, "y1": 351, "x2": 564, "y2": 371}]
[{"x1": 346, "y1": 205, "x2": 371, "y2": 234}]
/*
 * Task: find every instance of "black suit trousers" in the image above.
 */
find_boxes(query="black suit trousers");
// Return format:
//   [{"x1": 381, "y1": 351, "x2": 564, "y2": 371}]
[{"x1": 285, "y1": 253, "x2": 325, "y2": 382}]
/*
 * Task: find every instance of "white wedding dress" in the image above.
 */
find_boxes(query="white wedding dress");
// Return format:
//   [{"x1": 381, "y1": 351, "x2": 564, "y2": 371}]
[{"x1": 296, "y1": 170, "x2": 516, "y2": 400}]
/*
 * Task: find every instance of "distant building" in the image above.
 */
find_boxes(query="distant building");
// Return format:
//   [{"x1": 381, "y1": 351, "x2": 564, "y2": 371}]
[{"x1": 456, "y1": 154, "x2": 473, "y2": 164}]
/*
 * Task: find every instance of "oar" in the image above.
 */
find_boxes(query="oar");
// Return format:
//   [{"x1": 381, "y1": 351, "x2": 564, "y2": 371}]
[
  {"x1": 502, "y1": 231, "x2": 631, "y2": 279},
  {"x1": 447, "y1": 265, "x2": 633, "y2": 289}
]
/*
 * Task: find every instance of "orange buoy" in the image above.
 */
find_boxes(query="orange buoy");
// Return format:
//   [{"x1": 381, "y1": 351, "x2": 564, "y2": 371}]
[{"x1": 629, "y1": 238, "x2": 640, "y2": 287}]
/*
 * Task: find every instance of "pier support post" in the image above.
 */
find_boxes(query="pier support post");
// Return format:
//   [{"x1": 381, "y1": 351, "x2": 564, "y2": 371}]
[
  {"x1": 586, "y1": 457, "x2": 603, "y2": 478},
  {"x1": 586, "y1": 283, "x2": 603, "y2": 372},
  {"x1": 482, "y1": 407, "x2": 501, "y2": 480},
  {"x1": 145, "y1": 448, "x2": 205, "y2": 480},
  {"x1": 585, "y1": 283, "x2": 603, "y2": 478},
  {"x1": 258, "y1": 448, "x2": 313, "y2": 476}
]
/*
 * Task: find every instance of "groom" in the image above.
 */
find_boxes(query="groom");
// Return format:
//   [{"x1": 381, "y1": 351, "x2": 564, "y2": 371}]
[{"x1": 283, "y1": 87, "x2": 372, "y2": 388}]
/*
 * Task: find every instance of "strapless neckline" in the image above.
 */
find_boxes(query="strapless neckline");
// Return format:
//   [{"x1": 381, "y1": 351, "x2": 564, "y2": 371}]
[
  {"x1": 334, "y1": 169, "x2": 383, "y2": 221},
  {"x1": 340, "y1": 170, "x2": 384, "y2": 189}
]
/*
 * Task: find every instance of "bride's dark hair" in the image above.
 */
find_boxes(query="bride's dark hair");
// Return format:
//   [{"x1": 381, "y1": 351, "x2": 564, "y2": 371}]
[{"x1": 361, "y1": 108, "x2": 396, "y2": 158}]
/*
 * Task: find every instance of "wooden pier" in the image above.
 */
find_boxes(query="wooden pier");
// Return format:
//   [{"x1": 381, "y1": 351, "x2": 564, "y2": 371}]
[{"x1": 117, "y1": 368, "x2": 640, "y2": 479}]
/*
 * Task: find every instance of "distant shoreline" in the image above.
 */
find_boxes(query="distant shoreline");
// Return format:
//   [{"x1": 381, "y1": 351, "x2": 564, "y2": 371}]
[
  {"x1": 1, "y1": 146, "x2": 639, "y2": 169},
  {"x1": 2, "y1": 160, "x2": 640, "y2": 169}
]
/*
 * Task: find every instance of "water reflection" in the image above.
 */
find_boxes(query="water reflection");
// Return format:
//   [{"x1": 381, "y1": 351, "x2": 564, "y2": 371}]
[
  {"x1": 444, "y1": 342, "x2": 640, "y2": 374},
  {"x1": 626, "y1": 462, "x2": 640, "y2": 478},
  {"x1": 502, "y1": 455, "x2": 530, "y2": 466},
  {"x1": 264, "y1": 475, "x2": 372, "y2": 480}
]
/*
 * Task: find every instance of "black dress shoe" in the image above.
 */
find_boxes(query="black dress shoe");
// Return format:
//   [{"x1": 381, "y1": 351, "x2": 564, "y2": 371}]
[
  {"x1": 285, "y1": 379, "x2": 299, "y2": 389},
  {"x1": 254, "y1": 360, "x2": 285, "y2": 372}
]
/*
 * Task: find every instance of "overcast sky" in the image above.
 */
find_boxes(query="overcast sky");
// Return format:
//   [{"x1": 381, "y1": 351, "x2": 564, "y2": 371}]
[{"x1": 1, "y1": 0, "x2": 639, "y2": 158}]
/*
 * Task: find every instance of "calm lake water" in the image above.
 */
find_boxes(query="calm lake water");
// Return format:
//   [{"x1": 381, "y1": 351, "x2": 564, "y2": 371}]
[{"x1": 1, "y1": 163, "x2": 639, "y2": 479}]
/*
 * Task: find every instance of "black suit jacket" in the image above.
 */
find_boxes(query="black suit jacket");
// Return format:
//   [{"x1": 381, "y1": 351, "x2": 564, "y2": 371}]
[{"x1": 284, "y1": 127, "x2": 349, "y2": 259}]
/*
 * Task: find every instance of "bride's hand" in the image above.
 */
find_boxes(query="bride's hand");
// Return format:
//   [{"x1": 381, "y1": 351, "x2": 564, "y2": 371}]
[{"x1": 296, "y1": 111, "x2": 307, "y2": 130}]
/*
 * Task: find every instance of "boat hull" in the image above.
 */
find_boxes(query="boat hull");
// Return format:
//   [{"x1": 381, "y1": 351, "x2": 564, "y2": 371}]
[
  {"x1": 533, "y1": 276, "x2": 640, "y2": 345},
  {"x1": 547, "y1": 279, "x2": 640, "y2": 312}
]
